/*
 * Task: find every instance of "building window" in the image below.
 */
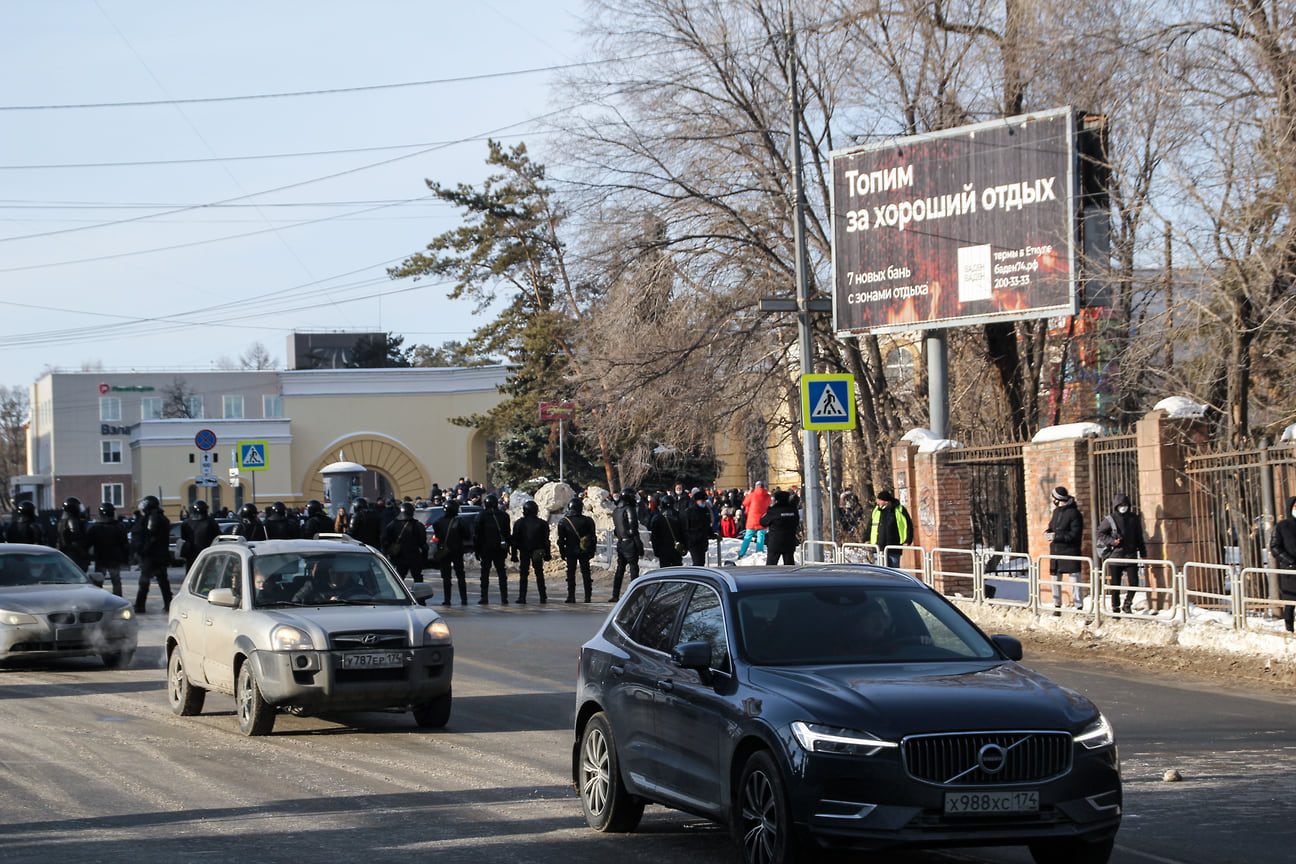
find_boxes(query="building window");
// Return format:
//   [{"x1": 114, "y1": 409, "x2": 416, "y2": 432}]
[
  {"x1": 102, "y1": 440, "x2": 122, "y2": 464},
  {"x1": 100, "y1": 397, "x2": 121, "y2": 421},
  {"x1": 223, "y1": 395, "x2": 244, "y2": 419},
  {"x1": 101, "y1": 483, "x2": 124, "y2": 508},
  {"x1": 263, "y1": 394, "x2": 283, "y2": 418},
  {"x1": 141, "y1": 397, "x2": 162, "y2": 420},
  {"x1": 183, "y1": 396, "x2": 204, "y2": 419}
]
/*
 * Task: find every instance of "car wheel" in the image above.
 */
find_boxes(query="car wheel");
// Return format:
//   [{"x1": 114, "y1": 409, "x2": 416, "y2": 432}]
[
  {"x1": 578, "y1": 712, "x2": 644, "y2": 832},
  {"x1": 735, "y1": 750, "x2": 799, "y2": 864},
  {"x1": 413, "y1": 689, "x2": 452, "y2": 728},
  {"x1": 1029, "y1": 836, "x2": 1116, "y2": 864},
  {"x1": 101, "y1": 649, "x2": 134, "y2": 669},
  {"x1": 235, "y1": 660, "x2": 276, "y2": 736},
  {"x1": 167, "y1": 648, "x2": 205, "y2": 716}
]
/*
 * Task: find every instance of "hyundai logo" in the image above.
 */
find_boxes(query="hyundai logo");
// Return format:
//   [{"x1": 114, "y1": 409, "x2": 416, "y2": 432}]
[
  {"x1": 977, "y1": 743, "x2": 1007, "y2": 774},
  {"x1": 361, "y1": 633, "x2": 380, "y2": 646}
]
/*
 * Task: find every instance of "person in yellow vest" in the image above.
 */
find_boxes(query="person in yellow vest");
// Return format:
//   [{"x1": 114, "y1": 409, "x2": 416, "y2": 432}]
[{"x1": 868, "y1": 490, "x2": 911, "y2": 569}]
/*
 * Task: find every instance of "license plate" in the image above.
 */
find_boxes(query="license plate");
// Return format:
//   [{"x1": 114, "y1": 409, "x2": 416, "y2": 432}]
[
  {"x1": 944, "y1": 790, "x2": 1038, "y2": 814},
  {"x1": 341, "y1": 651, "x2": 407, "y2": 669}
]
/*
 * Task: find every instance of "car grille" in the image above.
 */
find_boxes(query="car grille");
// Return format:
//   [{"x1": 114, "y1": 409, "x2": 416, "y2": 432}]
[
  {"x1": 47, "y1": 611, "x2": 105, "y2": 625},
  {"x1": 901, "y1": 731, "x2": 1071, "y2": 786},
  {"x1": 329, "y1": 630, "x2": 409, "y2": 650}
]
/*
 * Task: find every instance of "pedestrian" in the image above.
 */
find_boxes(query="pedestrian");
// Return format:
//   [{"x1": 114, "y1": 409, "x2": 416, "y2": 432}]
[
  {"x1": 263, "y1": 501, "x2": 300, "y2": 540},
  {"x1": 132, "y1": 495, "x2": 172, "y2": 613},
  {"x1": 55, "y1": 497, "x2": 91, "y2": 571},
  {"x1": 649, "y1": 493, "x2": 685, "y2": 567},
  {"x1": 1095, "y1": 493, "x2": 1147, "y2": 613},
  {"x1": 86, "y1": 502, "x2": 130, "y2": 596},
  {"x1": 346, "y1": 497, "x2": 381, "y2": 547},
  {"x1": 738, "y1": 481, "x2": 772, "y2": 558},
  {"x1": 610, "y1": 488, "x2": 643, "y2": 601},
  {"x1": 233, "y1": 502, "x2": 268, "y2": 541},
  {"x1": 6, "y1": 501, "x2": 44, "y2": 544},
  {"x1": 302, "y1": 499, "x2": 334, "y2": 539},
  {"x1": 431, "y1": 499, "x2": 472, "y2": 606},
  {"x1": 868, "y1": 489, "x2": 913, "y2": 569},
  {"x1": 181, "y1": 500, "x2": 222, "y2": 573},
  {"x1": 839, "y1": 489, "x2": 865, "y2": 541},
  {"x1": 684, "y1": 489, "x2": 716, "y2": 565},
  {"x1": 1268, "y1": 495, "x2": 1296, "y2": 632},
  {"x1": 557, "y1": 497, "x2": 597, "y2": 602},
  {"x1": 475, "y1": 494, "x2": 512, "y2": 602},
  {"x1": 1046, "y1": 486, "x2": 1085, "y2": 614},
  {"x1": 511, "y1": 500, "x2": 551, "y2": 603},
  {"x1": 760, "y1": 489, "x2": 800, "y2": 565},
  {"x1": 383, "y1": 500, "x2": 429, "y2": 582}
]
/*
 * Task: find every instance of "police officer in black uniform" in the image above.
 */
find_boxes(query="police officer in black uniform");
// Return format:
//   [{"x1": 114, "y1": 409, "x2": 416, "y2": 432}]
[
  {"x1": 347, "y1": 497, "x2": 382, "y2": 547},
  {"x1": 181, "y1": 500, "x2": 222, "y2": 572},
  {"x1": 683, "y1": 490, "x2": 716, "y2": 566},
  {"x1": 132, "y1": 495, "x2": 172, "y2": 613},
  {"x1": 55, "y1": 497, "x2": 91, "y2": 571},
  {"x1": 383, "y1": 501, "x2": 429, "y2": 582},
  {"x1": 302, "y1": 499, "x2": 334, "y2": 539},
  {"x1": 233, "y1": 502, "x2": 268, "y2": 540},
  {"x1": 475, "y1": 494, "x2": 512, "y2": 603},
  {"x1": 649, "y1": 493, "x2": 685, "y2": 567},
  {"x1": 611, "y1": 489, "x2": 643, "y2": 601},
  {"x1": 557, "y1": 497, "x2": 597, "y2": 603},
  {"x1": 263, "y1": 501, "x2": 300, "y2": 540},
  {"x1": 511, "y1": 500, "x2": 551, "y2": 604},
  {"x1": 760, "y1": 489, "x2": 801, "y2": 565},
  {"x1": 432, "y1": 499, "x2": 472, "y2": 606},
  {"x1": 7, "y1": 501, "x2": 45, "y2": 544},
  {"x1": 87, "y1": 502, "x2": 130, "y2": 596}
]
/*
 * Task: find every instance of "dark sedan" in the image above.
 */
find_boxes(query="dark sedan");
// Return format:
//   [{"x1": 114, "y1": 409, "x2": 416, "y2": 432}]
[{"x1": 572, "y1": 565, "x2": 1121, "y2": 864}]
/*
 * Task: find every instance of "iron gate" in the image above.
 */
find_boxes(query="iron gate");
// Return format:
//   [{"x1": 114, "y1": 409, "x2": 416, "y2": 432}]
[
  {"x1": 1088, "y1": 433, "x2": 1139, "y2": 532},
  {"x1": 944, "y1": 442, "x2": 1027, "y2": 558},
  {"x1": 1184, "y1": 441, "x2": 1296, "y2": 573}
]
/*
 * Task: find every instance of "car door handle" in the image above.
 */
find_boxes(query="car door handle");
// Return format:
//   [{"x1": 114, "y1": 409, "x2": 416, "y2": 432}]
[
  {"x1": 610, "y1": 664, "x2": 625, "y2": 677},
  {"x1": 204, "y1": 618, "x2": 214, "y2": 626},
  {"x1": 657, "y1": 679, "x2": 674, "y2": 692}
]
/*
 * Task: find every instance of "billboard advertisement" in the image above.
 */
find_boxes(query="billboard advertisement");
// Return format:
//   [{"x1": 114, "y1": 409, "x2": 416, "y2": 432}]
[{"x1": 831, "y1": 107, "x2": 1078, "y2": 336}]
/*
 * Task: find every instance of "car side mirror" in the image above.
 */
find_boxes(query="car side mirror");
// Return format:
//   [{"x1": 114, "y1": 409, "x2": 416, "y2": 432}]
[
  {"x1": 672, "y1": 640, "x2": 713, "y2": 671},
  {"x1": 88, "y1": 571, "x2": 106, "y2": 588},
  {"x1": 991, "y1": 634, "x2": 1023, "y2": 661},
  {"x1": 208, "y1": 587, "x2": 239, "y2": 608}
]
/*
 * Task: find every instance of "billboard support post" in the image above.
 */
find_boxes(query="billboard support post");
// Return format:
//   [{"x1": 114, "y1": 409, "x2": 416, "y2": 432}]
[
  {"x1": 927, "y1": 329, "x2": 948, "y2": 438},
  {"x1": 788, "y1": 10, "x2": 822, "y2": 560}
]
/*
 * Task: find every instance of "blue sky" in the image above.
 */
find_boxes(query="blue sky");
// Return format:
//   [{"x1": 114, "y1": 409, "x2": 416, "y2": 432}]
[{"x1": 1, "y1": 0, "x2": 585, "y2": 386}]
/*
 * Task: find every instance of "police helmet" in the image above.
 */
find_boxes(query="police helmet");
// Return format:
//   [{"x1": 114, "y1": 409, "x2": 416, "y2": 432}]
[
  {"x1": 238, "y1": 502, "x2": 259, "y2": 520},
  {"x1": 351, "y1": 496, "x2": 369, "y2": 513},
  {"x1": 398, "y1": 501, "x2": 415, "y2": 519},
  {"x1": 523, "y1": 500, "x2": 539, "y2": 517},
  {"x1": 306, "y1": 499, "x2": 325, "y2": 517},
  {"x1": 444, "y1": 499, "x2": 461, "y2": 517},
  {"x1": 190, "y1": 500, "x2": 209, "y2": 517},
  {"x1": 484, "y1": 493, "x2": 499, "y2": 510},
  {"x1": 139, "y1": 495, "x2": 159, "y2": 513},
  {"x1": 63, "y1": 496, "x2": 82, "y2": 514},
  {"x1": 99, "y1": 502, "x2": 116, "y2": 518},
  {"x1": 568, "y1": 497, "x2": 584, "y2": 514},
  {"x1": 270, "y1": 501, "x2": 287, "y2": 517},
  {"x1": 17, "y1": 500, "x2": 36, "y2": 517}
]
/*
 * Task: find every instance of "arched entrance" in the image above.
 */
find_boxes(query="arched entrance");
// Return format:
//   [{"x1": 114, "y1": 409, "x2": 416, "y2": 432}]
[{"x1": 302, "y1": 435, "x2": 431, "y2": 503}]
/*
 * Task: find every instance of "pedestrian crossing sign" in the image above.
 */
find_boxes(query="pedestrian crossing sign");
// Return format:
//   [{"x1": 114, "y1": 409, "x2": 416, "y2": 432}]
[
  {"x1": 801, "y1": 374, "x2": 856, "y2": 430},
  {"x1": 237, "y1": 441, "x2": 268, "y2": 472}
]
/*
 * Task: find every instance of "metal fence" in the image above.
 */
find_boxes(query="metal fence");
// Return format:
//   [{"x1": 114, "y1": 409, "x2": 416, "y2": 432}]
[
  {"x1": 1087, "y1": 433, "x2": 1139, "y2": 532},
  {"x1": 1184, "y1": 441, "x2": 1296, "y2": 573},
  {"x1": 944, "y1": 442, "x2": 1028, "y2": 555}
]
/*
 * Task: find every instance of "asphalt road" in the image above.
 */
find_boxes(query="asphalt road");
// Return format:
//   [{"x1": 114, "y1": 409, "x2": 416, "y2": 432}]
[{"x1": 1, "y1": 589, "x2": 1294, "y2": 864}]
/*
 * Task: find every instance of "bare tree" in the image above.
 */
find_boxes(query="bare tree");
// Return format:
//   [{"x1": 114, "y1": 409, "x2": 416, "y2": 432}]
[
  {"x1": 162, "y1": 377, "x2": 198, "y2": 419},
  {"x1": 0, "y1": 386, "x2": 29, "y2": 511}
]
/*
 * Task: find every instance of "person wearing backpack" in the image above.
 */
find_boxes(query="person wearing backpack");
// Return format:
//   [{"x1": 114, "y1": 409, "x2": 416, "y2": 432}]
[
  {"x1": 510, "y1": 500, "x2": 552, "y2": 604},
  {"x1": 474, "y1": 494, "x2": 512, "y2": 603},
  {"x1": 432, "y1": 499, "x2": 472, "y2": 606},
  {"x1": 1095, "y1": 492, "x2": 1146, "y2": 613},
  {"x1": 557, "y1": 497, "x2": 598, "y2": 603}
]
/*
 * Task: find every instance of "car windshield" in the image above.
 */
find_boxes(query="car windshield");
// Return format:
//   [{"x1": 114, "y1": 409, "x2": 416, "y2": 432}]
[
  {"x1": 736, "y1": 586, "x2": 999, "y2": 665},
  {"x1": 250, "y1": 551, "x2": 411, "y2": 607},
  {"x1": 0, "y1": 550, "x2": 94, "y2": 586}
]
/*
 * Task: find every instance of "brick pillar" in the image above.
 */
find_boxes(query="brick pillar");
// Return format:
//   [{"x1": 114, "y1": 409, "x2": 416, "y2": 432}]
[
  {"x1": 892, "y1": 442, "x2": 918, "y2": 546},
  {"x1": 911, "y1": 447, "x2": 976, "y2": 593},
  {"x1": 1135, "y1": 410, "x2": 1208, "y2": 566},
  {"x1": 1024, "y1": 436, "x2": 1094, "y2": 605}
]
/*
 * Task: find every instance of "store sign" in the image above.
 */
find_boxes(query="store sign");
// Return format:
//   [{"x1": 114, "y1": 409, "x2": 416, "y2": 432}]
[
  {"x1": 98, "y1": 383, "x2": 155, "y2": 394},
  {"x1": 101, "y1": 424, "x2": 135, "y2": 435}
]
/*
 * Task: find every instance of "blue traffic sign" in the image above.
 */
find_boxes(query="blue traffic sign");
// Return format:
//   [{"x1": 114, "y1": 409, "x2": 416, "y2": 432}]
[
  {"x1": 238, "y1": 441, "x2": 268, "y2": 472},
  {"x1": 801, "y1": 374, "x2": 856, "y2": 430},
  {"x1": 194, "y1": 429, "x2": 217, "y2": 451}
]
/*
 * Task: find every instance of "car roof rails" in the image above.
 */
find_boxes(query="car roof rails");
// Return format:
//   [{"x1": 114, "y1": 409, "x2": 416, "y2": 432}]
[
  {"x1": 213, "y1": 534, "x2": 248, "y2": 545},
  {"x1": 313, "y1": 533, "x2": 366, "y2": 546}
]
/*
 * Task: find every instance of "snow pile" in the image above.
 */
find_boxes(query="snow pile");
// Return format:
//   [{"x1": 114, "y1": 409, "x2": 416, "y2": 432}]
[
  {"x1": 1154, "y1": 396, "x2": 1208, "y2": 419},
  {"x1": 1281, "y1": 423, "x2": 1296, "y2": 443},
  {"x1": 902, "y1": 428, "x2": 963, "y2": 453},
  {"x1": 1031, "y1": 422, "x2": 1103, "y2": 443}
]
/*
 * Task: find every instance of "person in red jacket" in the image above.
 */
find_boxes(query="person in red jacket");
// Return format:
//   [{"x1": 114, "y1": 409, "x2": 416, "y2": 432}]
[{"x1": 738, "y1": 481, "x2": 772, "y2": 557}]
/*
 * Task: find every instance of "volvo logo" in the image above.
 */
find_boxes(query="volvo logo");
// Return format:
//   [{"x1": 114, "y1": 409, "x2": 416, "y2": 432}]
[{"x1": 977, "y1": 743, "x2": 1007, "y2": 774}]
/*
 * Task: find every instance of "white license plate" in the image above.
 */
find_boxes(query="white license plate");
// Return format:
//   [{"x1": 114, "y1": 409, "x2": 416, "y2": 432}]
[
  {"x1": 944, "y1": 790, "x2": 1039, "y2": 814},
  {"x1": 341, "y1": 651, "x2": 407, "y2": 669}
]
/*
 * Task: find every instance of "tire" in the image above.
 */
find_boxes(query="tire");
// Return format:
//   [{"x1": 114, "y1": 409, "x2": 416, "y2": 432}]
[
  {"x1": 1029, "y1": 836, "x2": 1116, "y2": 864},
  {"x1": 413, "y1": 689, "x2": 452, "y2": 728},
  {"x1": 101, "y1": 649, "x2": 135, "y2": 669},
  {"x1": 235, "y1": 660, "x2": 276, "y2": 736},
  {"x1": 735, "y1": 750, "x2": 800, "y2": 864},
  {"x1": 578, "y1": 712, "x2": 644, "y2": 832},
  {"x1": 167, "y1": 648, "x2": 205, "y2": 716}
]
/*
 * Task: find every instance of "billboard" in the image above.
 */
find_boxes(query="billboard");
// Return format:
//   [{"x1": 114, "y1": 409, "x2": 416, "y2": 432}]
[{"x1": 831, "y1": 107, "x2": 1078, "y2": 336}]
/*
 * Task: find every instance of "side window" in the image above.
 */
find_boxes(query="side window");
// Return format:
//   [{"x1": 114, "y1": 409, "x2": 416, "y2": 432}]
[
  {"x1": 189, "y1": 554, "x2": 229, "y2": 597},
  {"x1": 614, "y1": 582, "x2": 658, "y2": 633},
  {"x1": 631, "y1": 581, "x2": 692, "y2": 653},
  {"x1": 678, "y1": 586, "x2": 730, "y2": 672}
]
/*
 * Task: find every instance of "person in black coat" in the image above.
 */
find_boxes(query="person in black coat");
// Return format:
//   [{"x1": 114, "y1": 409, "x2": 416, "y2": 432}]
[
  {"x1": 86, "y1": 502, "x2": 130, "y2": 596},
  {"x1": 55, "y1": 497, "x2": 91, "y2": 571},
  {"x1": 1268, "y1": 495, "x2": 1296, "y2": 632},
  {"x1": 233, "y1": 502, "x2": 268, "y2": 541},
  {"x1": 181, "y1": 500, "x2": 222, "y2": 573},
  {"x1": 346, "y1": 497, "x2": 381, "y2": 547},
  {"x1": 511, "y1": 500, "x2": 551, "y2": 603},
  {"x1": 1095, "y1": 492, "x2": 1147, "y2": 613},
  {"x1": 132, "y1": 495, "x2": 172, "y2": 613},
  {"x1": 1046, "y1": 486, "x2": 1085, "y2": 612},
  {"x1": 557, "y1": 497, "x2": 597, "y2": 603},
  {"x1": 263, "y1": 501, "x2": 300, "y2": 540},
  {"x1": 7, "y1": 501, "x2": 44, "y2": 544},
  {"x1": 432, "y1": 499, "x2": 472, "y2": 606},
  {"x1": 760, "y1": 490, "x2": 801, "y2": 565},
  {"x1": 611, "y1": 489, "x2": 643, "y2": 601},
  {"x1": 475, "y1": 494, "x2": 512, "y2": 602},
  {"x1": 683, "y1": 490, "x2": 716, "y2": 566},
  {"x1": 383, "y1": 501, "x2": 429, "y2": 582},
  {"x1": 649, "y1": 493, "x2": 685, "y2": 567},
  {"x1": 301, "y1": 499, "x2": 334, "y2": 539}
]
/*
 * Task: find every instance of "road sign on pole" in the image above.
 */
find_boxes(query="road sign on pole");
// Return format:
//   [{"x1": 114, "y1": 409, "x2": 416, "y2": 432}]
[
  {"x1": 237, "y1": 441, "x2": 267, "y2": 471},
  {"x1": 801, "y1": 374, "x2": 856, "y2": 430}
]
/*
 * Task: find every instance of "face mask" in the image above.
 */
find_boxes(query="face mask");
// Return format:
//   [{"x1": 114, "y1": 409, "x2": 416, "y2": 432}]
[
  {"x1": 1117, "y1": 506, "x2": 1129, "y2": 514},
  {"x1": 697, "y1": 501, "x2": 707, "y2": 508}
]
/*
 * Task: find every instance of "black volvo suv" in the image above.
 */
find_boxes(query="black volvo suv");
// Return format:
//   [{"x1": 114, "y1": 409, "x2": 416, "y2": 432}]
[{"x1": 572, "y1": 565, "x2": 1121, "y2": 864}]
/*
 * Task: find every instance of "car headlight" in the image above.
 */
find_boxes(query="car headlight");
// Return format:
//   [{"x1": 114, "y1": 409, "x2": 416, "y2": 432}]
[
  {"x1": 1075, "y1": 713, "x2": 1115, "y2": 750},
  {"x1": 0, "y1": 609, "x2": 37, "y2": 626},
  {"x1": 116, "y1": 608, "x2": 134, "y2": 621},
  {"x1": 270, "y1": 624, "x2": 314, "y2": 651},
  {"x1": 424, "y1": 620, "x2": 451, "y2": 644},
  {"x1": 791, "y1": 721, "x2": 898, "y2": 757}
]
